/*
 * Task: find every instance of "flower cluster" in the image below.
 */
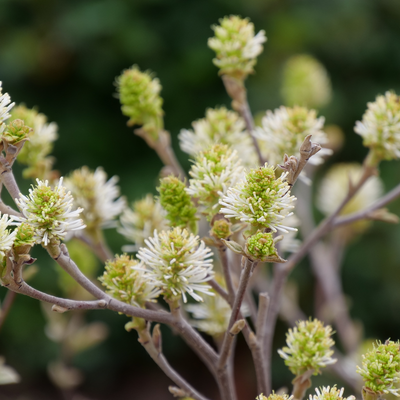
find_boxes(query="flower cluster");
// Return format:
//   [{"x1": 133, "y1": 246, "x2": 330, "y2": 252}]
[
  {"x1": 64, "y1": 167, "x2": 125, "y2": 234},
  {"x1": 278, "y1": 319, "x2": 336, "y2": 376},
  {"x1": 0, "y1": 82, "x2": 14, "y2": 135},
  {"x1": 137, "y1": 227, "x2": 214, "y2": 303},
  {"x1": 0, "y1": 213, "x2": 17, "y2": 262},
  {"x1": 14, "y1": 178, "x2": 86, "y2": 246},
  {"x1": 118, "y1": 194, "x2": 167, "y2": 252},
  {"x1": 11, "y1": 104, "x2": 58, "y2": 180},
  {"x1": 354, "y1": 91, "x2": 400, "y2": 162},
  {"x1": 309, "y1": 386, "x2": 355, "y2": 400},
  {"x1": 187, "y1": 144, "x2": 244, "y2": 219},
  {"x1": 99, "y1": 254, "x2": 161, "y2": 308},
  {"x1": 116, "y1": 65, "x2": 163, "y2": 140},
  {"x1": 157, "y1": 176, "x2": 197, "y2": 233},
  {"x1": 178, "y1": 107, "x2": 257, "y2": 166},
  {"x1": 255, "y1": 106, "x2": 331, "y2": 167},
  {"x1": 208, "y1": 15, "x2": 266, "y2": 80},
  {"x1": 356, "y1": 340, "x2": 400, "y2": 396},
  {"x1": 220, "y1": 164, "x2": 297, "y2": 233},
  {"x1": 281, "y1": 54, "x2": 332, "y2": 109}
]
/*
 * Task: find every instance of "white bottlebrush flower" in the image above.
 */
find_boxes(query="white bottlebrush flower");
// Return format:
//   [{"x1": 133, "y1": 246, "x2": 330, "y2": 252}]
[
  {"x1": 14, "y1": 178, "x2": 86, "y2": 246},
  {"x1": 255, "y1": 106, "x2": 332, "y2": 166},
  {"x1": 137, "y1": 227, "x2": 214, "y2": 303},
  {"x1": 310, "y1": 386, "x2": 355, "y2": 400},
  {"x1": 0, "y1": 213, "x2": 17, "y2": 261},
  {"x1": 0, "y1": 82, "x2": 15, "y2": 135},
  {"x1": 220, "y1": 164, "x2": 297, "y2": 233},
  {"x1": 208, "y1": 15, "x2": 267, "y2": 79},
  {"x1": 178, "y1": 107, "x2": 257, "y2": 166},
  {"x1": 354, "y1": 91, "x2": 400, "y2": 161},
  {"x1": 317, "y1": 163, "x2": 383, "y2": 222},
  {"x1": 64, "y1": 167, "x2": 126, "y2": 233},
  {"x1": 187, "y1": 143, "x2": 245, "y2": 219},
  {"x1": 118, "y1": 194, "x2": 168, "y2": 252}
]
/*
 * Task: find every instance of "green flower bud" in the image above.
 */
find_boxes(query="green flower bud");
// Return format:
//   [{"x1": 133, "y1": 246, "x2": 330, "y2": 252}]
[
  {"x1": 13, "y1": 223, "x2": 35, "y2": 248},
  {"x1": 99, "y1": 254, "x2": 160, "y2": 308},
  {"x1": 278, "y1": 318, "x2": 336, "y2": 376},
  {"x1": 355, "y1": 91, "x2": 400, "y2": 163},
  {"x1": 281, "y1": 55, "x2": 332, "y2": 109},
  {"x1": 116, "y1": 65, "x2": 164, "y2": 141},
  {"x1": 10, "y1": 104, "x2": 58, "y2": 180},
  {"x1": 2, "y1": 119, "x2": 32, "y2": 145},
  {"x1": 357, "y1": 339, "x2": 400, "y2": 397},
  {"x1": 210, "y1": 219, "x2": 232, "y2": 240},
  {"x1": 208, "y1": 15, "x2": 267, "y2": 80},
  {"x1": 158, "y1": 176, "x2": 197, "y2": 233},
  {"x1": 245, "y1": 231, "x2": 277, "y2": 262}
]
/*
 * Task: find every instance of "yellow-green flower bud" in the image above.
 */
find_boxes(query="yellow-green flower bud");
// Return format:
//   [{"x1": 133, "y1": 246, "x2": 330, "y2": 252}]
[
  {"x1": 354, "y1": 91, "x2": 400, "y2": 163},
  {"x1": 116, "y1": 65, "x2": 164, "y2": 140},
  {"x1": 281, "y1": 55, "x2": 332, "y2": 109},
  {"x1": 210, "y1": 219, "x2": 232, "y2": 240},
  {"x1": 257, "y1": 393, "x2": 293, "y2": 400},
  {"x1": 99, "y1": 254, "x2": 160, "y2": 308},
  {"x1": 10, "y1": 104, "x2": 58, "y2": 180},
  {"x1": 2, "y1": 119, "x2": 32, "y2": 146},
  {"x1": 245, "y1": 231, "x2": 277, "y2": 262},
  {"x1": 278, "y1": 318, "x2": 336, "y2": 376},
  {"x1": 13, "y1": 223, "x2": 35, "y2": 248},
  {"x1": 357, "y1": 339, "x2": 400, "y2": 397},
  {"x1": 208, "y1": 15, "x2": 267, "y2": 80},
  {"x1": 158, "y1": 176, "x2": 197, "y2": 233}
]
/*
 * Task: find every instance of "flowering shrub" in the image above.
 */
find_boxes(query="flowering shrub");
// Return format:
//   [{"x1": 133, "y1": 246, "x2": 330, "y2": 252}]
[{"x1": 1, "y1": 13, "x2": 400, "y2": 400}]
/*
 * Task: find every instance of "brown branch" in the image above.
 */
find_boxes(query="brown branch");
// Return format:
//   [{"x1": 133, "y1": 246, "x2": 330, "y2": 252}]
[{"x1": 137, "y1": 325, "x2": 210, "y2": 400}]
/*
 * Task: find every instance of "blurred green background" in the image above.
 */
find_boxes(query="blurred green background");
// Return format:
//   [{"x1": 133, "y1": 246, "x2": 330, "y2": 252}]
[{"x1": 1, "y1": 0, "x2": 400, "y2": 399}]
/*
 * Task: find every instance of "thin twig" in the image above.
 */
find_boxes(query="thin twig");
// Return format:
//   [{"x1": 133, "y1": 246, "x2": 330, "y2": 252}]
[
  {"x1": 137, "y1": 326, "x2": 210, "y2": 400},
  {"x1": 334, "y1": 181, "x2": 400, "y2": 228},
  {"x1": 241, "y1": 100, "x2": 264, "y2": 166},
  {"x1": 218, "y1": 257, "x2": 255, "y2": 365},
  {"x1": 0, "y1": 201, "x2": 21, "y2": 217},
  {"x1": 209, "y1": 278, "x2": 230, "y2": 303},
  {"x1": 218, "y1": 246, "x2": 235, "y2": 304},
  {"x1": 256, "y1": 293, "x2": 269, "y2": 343}
]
